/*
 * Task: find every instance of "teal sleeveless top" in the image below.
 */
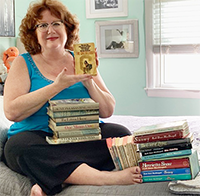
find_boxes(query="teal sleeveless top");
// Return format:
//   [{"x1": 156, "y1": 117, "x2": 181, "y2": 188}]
[{"x1": 7, "y1": 52, "x2": 90, "y2": 138}]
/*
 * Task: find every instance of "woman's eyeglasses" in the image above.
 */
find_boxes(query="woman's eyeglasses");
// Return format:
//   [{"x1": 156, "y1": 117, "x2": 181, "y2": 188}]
[{"x1": 35, "y1": 20, "x2": 64, "y2": 32}]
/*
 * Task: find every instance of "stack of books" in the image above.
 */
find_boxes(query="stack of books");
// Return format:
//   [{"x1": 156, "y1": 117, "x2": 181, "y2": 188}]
[
  {"x1": 133, "y1": 120, "x2": 200, "y2": 182},
  {"x1": 46, "y1": 98, "x2": 101, "y2": 144},
  {"x1": 106, "y1": 135, "x2": 140, "y2": 170}
]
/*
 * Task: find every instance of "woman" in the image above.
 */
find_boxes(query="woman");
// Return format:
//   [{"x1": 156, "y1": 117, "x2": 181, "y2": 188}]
[{"x1": 3, "y1": 0, "x2": 142, "y2": 195}]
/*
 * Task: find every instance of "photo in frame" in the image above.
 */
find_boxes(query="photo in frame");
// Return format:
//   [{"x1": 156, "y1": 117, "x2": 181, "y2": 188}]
[
  {"x1": 0, "y1": 0, "x2": 15, "y2": 37},
  {"x1": 95, "y1": 19, "x2": 139, "y2": 58},
  {"x1": 86, "y1": 0, "x2": 128, "y2": 19}
]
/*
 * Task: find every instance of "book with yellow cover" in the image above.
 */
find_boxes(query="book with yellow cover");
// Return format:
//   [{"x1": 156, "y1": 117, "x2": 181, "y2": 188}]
[{"x1": 74, "y1": 43, "x2": 97, "y2": 76}]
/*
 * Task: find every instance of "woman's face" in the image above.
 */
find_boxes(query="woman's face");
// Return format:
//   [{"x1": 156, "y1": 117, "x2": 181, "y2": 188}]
[{"x1": 35, "y1": 9, "x2": 67, "y2": 52}]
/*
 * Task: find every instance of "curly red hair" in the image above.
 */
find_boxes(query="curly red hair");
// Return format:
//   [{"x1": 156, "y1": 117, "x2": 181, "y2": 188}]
[{"x1": 19, "y1": 0, "x2": 80, "y2": 54}]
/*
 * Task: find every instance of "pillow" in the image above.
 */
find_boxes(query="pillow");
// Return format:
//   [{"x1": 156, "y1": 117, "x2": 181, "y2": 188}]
[{"x1": 0, "y1": 96, "x2": 13, "y2": 160}]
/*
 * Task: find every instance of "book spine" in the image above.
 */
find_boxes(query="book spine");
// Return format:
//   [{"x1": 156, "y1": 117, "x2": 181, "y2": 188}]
[
  {"x1": 134, "y1": 130, "x2": 189, "y2": 143},
  {"x1": 134, "y1": 120, "x2": 188, "y2": 136},
  {"x1": 141, "y1": 149, "x2": 192, "y2": 161},
  {"x1": 123, "y1": 142, "x2": 137, "y2": 167},
  {"x1": 141, "y1": 168, "x2": 191, "y2": 176},
  {"x1": 139, "y1": 158, "x2": 190, "y2": 171},
  {"x1": 47, "y1": 108, "x2": 99, "y2": 118},
  {"x1": 112, "y1": 139, "x2": 123, "y2": 170},
  {"x1": 53, "y1": 115, "x2": 99, "y2": 123},
  {"x1": 50, "y1": 104, "x2": 99, "y2": 112},
  {"x1": 46, "y1": 134, "x2": 101, "y2": 144},
  {"x1": 51, "y1": 119, "x2": 99, "y2": 126},
  {"x1": 49, "y1": 123, "x2": 99, "y2": 131},
  {"x1": 106, "y1": 138, "x2": 121, "y2": 170},
  {"x1": 117, "y1": 144, "x2": 129, "y2": 169},
  {"x1": 138, "y1": 137, "x2": 192, "y2": 150},
  {"x1": 142, "y1": 174, "x2": 192, "y2": 182},
  {"x1": 141, "y1": 143, "x2": 192, "y2": 156},
  {"x1": 54, "y1": 128, "x2": 101, "y2": 138}
]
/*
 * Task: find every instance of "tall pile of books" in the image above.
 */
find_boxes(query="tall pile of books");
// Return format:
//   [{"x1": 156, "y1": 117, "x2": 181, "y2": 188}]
[
  {"x1": 106, "y1": 135, "x2": 140, "y2": 170},
  {"x1": 46, "y1": 98, "x2": 101, "y2": 144},
  {"x1": 133, "y1": 120, "x2": 200, "y2": 182}
]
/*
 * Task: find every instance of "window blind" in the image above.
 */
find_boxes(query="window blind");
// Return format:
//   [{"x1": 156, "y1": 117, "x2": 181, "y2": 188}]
[{"x1": 153, "y1": 0, "x2": 200, "y2": 54}]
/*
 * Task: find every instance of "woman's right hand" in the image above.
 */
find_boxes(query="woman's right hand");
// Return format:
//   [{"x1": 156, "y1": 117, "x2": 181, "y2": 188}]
[{"x1": 54, "y1": 67, "x2": 92, "y2": 91}]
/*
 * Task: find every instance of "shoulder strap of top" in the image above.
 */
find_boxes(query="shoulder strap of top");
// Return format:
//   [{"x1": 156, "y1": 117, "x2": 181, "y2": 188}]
[{"x1": 20, "y1": 53, "x2": 33, "y2": 76}]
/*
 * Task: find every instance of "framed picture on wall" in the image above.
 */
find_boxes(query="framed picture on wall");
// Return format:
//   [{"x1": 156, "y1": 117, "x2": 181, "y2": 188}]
[
  {"x1": 86, "y1": 0, "x2": 128, "y2": 19},
  {"x1": 0, "y1": 0, "x2": 15, "y2": 37},
  {"x1": 95, "y1": 19, "x2": 139, "y2": 58}
]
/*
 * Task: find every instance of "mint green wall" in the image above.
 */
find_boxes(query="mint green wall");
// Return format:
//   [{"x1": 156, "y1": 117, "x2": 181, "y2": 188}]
[{"x1": 1, "y1": 0, "x2": 200, "y2": 116}]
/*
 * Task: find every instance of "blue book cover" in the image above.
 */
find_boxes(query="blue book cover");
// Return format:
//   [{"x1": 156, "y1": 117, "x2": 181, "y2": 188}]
[
  {"x1": 141, "y1": 168, "x2": 190, "y2": 176},
  {"x1": 141, "y1": 149, "x2": 192, "y2": 161},
  {"x1": 143, "y1": 174, "x2": 192, "y2": 182}
]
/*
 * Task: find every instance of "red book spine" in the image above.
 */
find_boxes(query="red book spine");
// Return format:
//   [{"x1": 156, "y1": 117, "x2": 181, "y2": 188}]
[
  {"x1": 134, "y1": 130, "x2": 188, "y2": 143},
  {"x1": 139, "y1": 158, "x2": 190, "y2": 171}
]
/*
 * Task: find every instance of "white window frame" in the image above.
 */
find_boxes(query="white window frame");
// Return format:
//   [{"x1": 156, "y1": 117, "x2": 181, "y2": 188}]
[{"x1": 145, "y1": 0, "x2": 200, "y2": 99}]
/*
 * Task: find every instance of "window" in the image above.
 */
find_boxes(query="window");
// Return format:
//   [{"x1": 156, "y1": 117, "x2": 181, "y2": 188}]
[{"x1": 145, "y1": 0, "x2": 200, "y2": 98}]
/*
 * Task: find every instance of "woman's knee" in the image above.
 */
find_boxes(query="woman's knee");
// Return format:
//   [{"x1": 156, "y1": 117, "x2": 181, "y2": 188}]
[{"x1": 100, "y1": 123, "x2": 131, "y2": 138}]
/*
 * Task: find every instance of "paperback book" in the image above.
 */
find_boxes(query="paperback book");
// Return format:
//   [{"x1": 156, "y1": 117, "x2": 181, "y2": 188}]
[
  {"x1": 74, "y1": 42, "x2": 97, "y2": 76},
  {"x1": 106, "y1": 135, "x2": 139, "y2": 170}
]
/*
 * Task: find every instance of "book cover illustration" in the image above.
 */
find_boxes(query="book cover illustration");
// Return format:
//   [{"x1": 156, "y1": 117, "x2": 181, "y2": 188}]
[{"x1": 74, "y1": 43, "x2": 97, "y2": 76}]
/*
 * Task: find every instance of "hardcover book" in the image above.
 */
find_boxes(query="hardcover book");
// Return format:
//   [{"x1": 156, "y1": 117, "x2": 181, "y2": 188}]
[
  {"x1": 49, "y1": 118, "x2": 99, "y2": 126},
  {"x1": 141, "y1": 150, "x2": 200, "y2": 181},
  {"x1": 141, "y1": 168, "x2": 191, "y2": 176},
  {"x1": 47, "y1": 108, "x2": 99, "y2": 118},
  {"x1": 142, "y1": 174, "x2": 192, "y2": 182},
  {"x1": 134, "y1": 120, "x2": 188, "y2": 136},
  {"x1": 48, "y1": 98, "x2": 99, "y2": 112},
  {"x1": 140, "y1": 142, "x2": 192, "y2": 156},
  {"x1": 141, "y1": 149, "x2": 192, "y2": 161},
  {"x1": 139, "y1": 150, "x2": 199, "y2": 177},
  {"x1": 139, "y1": 158, "x2": 190, "y2": 171},
  {"x1": 74, "y1": 43, "x2": 97, "y2": 76},
  {"x1": 49, "y1": 122, "x2": 99, "y2": 132},
  {"x1": 46, "y1": 134, "x2": 101, "y2": 144},
  {"x1": 53, "y1": 128, "x2": 101, "y2": 138},
  {"x1": 50, "y1": 115, "x2": 99, "y2": 123},
  {"x1": 134, "y1": 128, "x2": 189, "y2": 144},
  {"x1": 138, "y1": 133, "x2": 193, "y2": 150}
]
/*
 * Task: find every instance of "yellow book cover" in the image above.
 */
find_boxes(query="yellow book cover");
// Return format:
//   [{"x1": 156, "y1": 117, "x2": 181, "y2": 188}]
[{"x1": 74, "y1": 43, "x2": 97, "y2": 76}]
